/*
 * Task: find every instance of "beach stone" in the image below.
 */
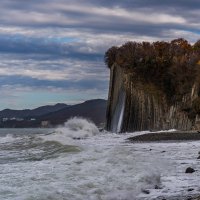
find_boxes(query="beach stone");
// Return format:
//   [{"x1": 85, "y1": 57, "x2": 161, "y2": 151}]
[
  {"x1": 141, "y1": 189, "x2": 150, "y2": 194},
  {"x1": 181, "y1": 162, "x2": 187, "y2": 165},
  {"x1": 154, "y1": 185, "x2": 161, "y2": 189},
  {"x1": 185, "y1": 167, "x2": 195, "y2": 173}
]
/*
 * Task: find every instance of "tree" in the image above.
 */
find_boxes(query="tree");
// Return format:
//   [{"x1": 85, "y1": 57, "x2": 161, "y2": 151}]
[{"x1": 104, "y1": 46, "x2": 118, "y2": 68}]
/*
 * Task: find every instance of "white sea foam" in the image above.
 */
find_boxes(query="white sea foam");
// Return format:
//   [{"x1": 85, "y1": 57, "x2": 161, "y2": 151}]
[
  {"x1": 157, "y1": 129, "x2": 177, "y2": 132},
  {"x1": 124, "y1": 129, "x2": 177, "y2": 138}
]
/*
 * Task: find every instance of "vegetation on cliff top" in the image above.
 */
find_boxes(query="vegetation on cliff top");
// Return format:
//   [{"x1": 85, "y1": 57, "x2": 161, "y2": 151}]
[{"x1": 105, "y1": 38, "x2": 200, "y2": 104}]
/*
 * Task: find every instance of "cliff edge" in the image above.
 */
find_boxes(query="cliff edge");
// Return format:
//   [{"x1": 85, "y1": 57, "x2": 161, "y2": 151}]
[{"x1": 105, "y1": 38, "x2": 200, "y2": 132}]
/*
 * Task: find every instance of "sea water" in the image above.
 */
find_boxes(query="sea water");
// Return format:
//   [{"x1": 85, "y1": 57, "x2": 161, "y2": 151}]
[{"x1": 0, "y1": 117, "x2": 200, "y2": 200}]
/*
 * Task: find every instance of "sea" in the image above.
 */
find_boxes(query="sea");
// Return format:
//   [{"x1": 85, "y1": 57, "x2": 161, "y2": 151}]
[{"x1": 0, "y1": 117, "x2": 200, "y2": 200}]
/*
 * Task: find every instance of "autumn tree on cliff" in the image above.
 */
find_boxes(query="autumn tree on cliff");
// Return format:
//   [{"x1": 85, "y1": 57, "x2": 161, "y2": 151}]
[{"x1": 105, "y1": 38, "x2": 200, "y2": 103}]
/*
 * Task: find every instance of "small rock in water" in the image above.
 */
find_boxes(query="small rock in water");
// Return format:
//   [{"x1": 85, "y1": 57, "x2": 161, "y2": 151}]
[
  {"x1": 185, "y1": 167, "x2": 195, "y2": 173},
  {"x1": 141, "y1": 189, "x2": 150, "y2": 194},
  {"x1": 188, "y1": 188, "x2": 194, "y2": 191},
  {"x1": 197, "y1": 155, "x2": 200, "y2": 159},
  {"x1": 161, "y1": 151, "x2": 166, "y2": 153},
  {"x1": 99, "y1": 128, "x2": 104, "y2": 132},
  {"x1": 181, "y1": 162, "x2": 187, "y2": 165}
]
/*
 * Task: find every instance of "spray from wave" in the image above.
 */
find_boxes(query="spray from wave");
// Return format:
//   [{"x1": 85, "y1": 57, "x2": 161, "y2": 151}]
[
  {"x1": 41, "y1": 117, "x2": 100, "y2": 145},
  {"x1": 62, "y1": 117, "x2": 100, "y2": 137},
  {"x1": 0, "y1": 134, "x2": 17, "y2": 144}
]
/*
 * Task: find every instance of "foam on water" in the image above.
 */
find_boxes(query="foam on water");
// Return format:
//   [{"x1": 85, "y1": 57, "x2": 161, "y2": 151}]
[{"x1": 0, "y1": 134, "x2": 18, "y2": 144}]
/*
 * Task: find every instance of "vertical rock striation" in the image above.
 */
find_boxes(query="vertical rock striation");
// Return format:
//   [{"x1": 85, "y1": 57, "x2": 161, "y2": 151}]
[{"x1": 106, "y1": 65, "x2": 196, "y2": 132}]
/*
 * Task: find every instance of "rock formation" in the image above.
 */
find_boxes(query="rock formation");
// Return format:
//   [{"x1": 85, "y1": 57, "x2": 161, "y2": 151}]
[{"x1": 105, "y1": 39, "x2": 200, "y2": 132}]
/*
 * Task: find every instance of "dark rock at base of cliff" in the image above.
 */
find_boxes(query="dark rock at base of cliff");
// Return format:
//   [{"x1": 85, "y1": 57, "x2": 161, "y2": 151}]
[{"x1": 128, "y1": 131, "x2": 200, "y2": 142}]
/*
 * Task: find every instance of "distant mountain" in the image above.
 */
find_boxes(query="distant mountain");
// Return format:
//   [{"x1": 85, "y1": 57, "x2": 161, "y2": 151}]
[
  {"x1": 38, "y1": 99, "x2": 107, "y2": 126},
  {"x1": 0, "y1": 99, "x2": 107, "y2": 128},
  {"x1": 0, "y1": 103, "x2": 68, "y2": 119}
]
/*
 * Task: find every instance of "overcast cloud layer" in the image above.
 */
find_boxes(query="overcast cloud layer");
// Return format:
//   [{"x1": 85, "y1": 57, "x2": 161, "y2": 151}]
[{"x1": 0, "y1": 0, "x2": 199, "y2": 109}]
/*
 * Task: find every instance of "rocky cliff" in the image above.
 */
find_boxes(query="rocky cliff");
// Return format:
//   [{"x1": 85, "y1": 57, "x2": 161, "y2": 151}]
[{"x1": 105, "y1": 39, "x2": 200, "y2": 132}]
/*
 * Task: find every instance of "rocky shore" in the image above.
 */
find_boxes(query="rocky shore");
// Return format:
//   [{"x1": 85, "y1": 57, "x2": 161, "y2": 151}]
[
  {"x1": 128, "y1": 131, "x2": 200, "y2": 142},
  {"x1": 128, "y1": 131, "x2": 200, "y2": 200}
]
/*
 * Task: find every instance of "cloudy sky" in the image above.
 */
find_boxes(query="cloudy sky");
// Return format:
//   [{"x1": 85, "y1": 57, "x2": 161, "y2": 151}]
[{"x1": 0, "y1": 0, "x2": 199, "y2": 109}]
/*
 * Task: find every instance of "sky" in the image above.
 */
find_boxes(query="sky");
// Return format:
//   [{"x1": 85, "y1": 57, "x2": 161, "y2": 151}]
[{"x1": 0, "y1": 0, "x2": 200, "y2": 110}]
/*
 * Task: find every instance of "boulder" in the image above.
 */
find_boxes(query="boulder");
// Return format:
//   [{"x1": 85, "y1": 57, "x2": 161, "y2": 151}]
[{"x1": 185, "y1": 167, "x2": 195, "y2": 173}]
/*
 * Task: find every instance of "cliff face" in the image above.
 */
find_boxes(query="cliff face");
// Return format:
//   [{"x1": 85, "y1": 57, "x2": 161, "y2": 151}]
[
  {"x1": 106, "y1": 64, "x2": 199, "y2": 132},
  {"x1": 105, "y1": 39, "x2": 200, "y2": 132}
]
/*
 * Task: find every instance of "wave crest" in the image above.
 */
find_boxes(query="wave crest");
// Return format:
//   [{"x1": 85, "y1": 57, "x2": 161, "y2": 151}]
[{"x1": 41, "y1": 117, "x2": 100, "y2": 145}]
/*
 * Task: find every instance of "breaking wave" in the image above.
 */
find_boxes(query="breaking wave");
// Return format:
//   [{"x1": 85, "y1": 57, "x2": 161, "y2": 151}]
[{"x1": 41, "y1": 117, "x2": 100, "y2": 145}]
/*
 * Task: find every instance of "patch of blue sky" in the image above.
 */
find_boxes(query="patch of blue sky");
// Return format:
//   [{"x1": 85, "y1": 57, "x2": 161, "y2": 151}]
[
  {"x1": 47, "y1": 36, "x2": 79, "y2": 43},
  {"x1": 0, "y1": 89, "x2": 106, "y2": 109},
  {"x1": 19, "y1": 91, "x2": 74, "y2": 107},
  {"x1": 0, "y1": 33, "x2": 79, "y2": 44},
  {"x1": 191, "y1": 30, "x2": 200, "y2": 35},
  {"x1": 180, "y1": 28, "x2": 200, "y2": 36}
]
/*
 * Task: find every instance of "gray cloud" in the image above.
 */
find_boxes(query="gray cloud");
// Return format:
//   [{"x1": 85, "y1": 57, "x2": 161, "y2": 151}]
[
  {"x1": 0, "y1": 0, "x2": 199, "y2": 108},
  {"x1": 0, "y1": 0, "x2": 199, "y2": 36}
]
